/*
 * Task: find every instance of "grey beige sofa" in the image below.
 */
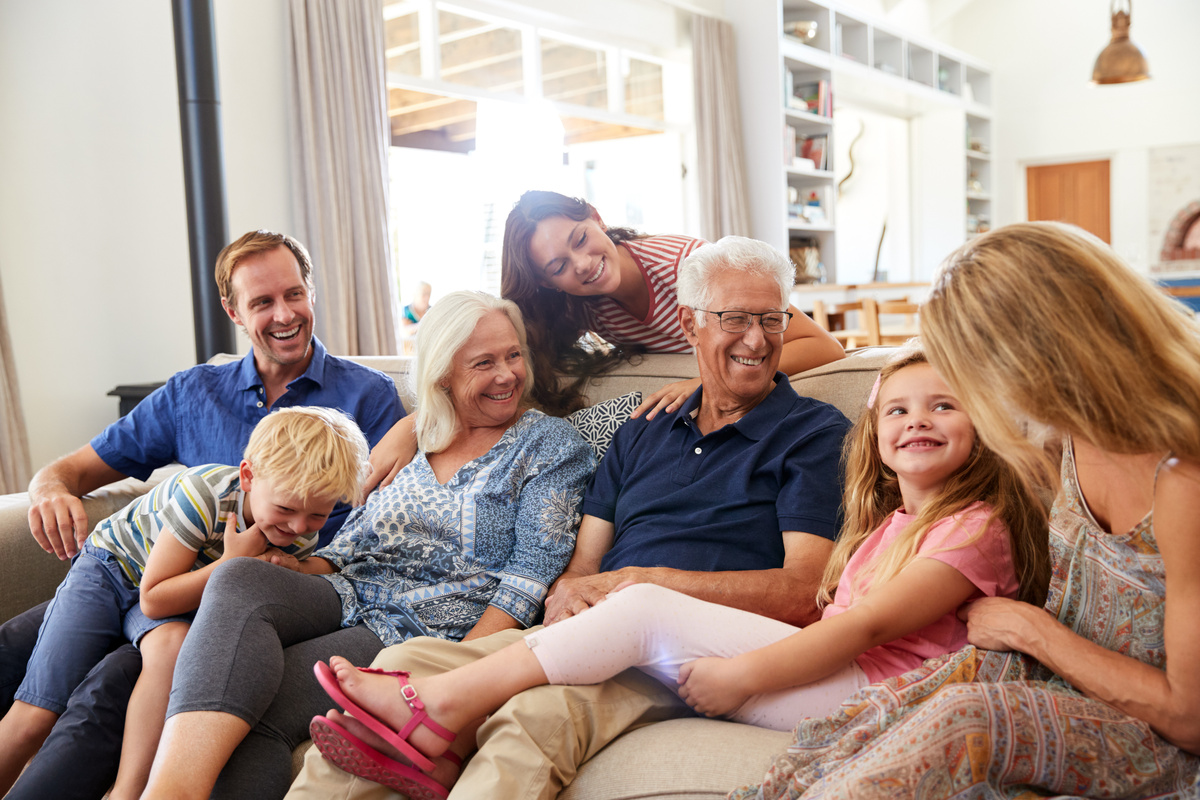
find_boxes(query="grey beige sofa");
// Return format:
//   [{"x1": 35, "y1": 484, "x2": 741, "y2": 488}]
[{"x1": 0, "y1": 347, "x2": 892, "y2": 799}]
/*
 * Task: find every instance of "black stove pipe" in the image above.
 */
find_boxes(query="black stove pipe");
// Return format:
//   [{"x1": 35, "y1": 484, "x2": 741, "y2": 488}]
[{"x1": 172, "y1": 0, "x2": 235, "y2": 362}]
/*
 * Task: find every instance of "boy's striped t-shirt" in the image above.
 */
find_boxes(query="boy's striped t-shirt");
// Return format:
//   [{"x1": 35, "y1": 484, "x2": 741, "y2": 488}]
[{"x1": 87, "y1": 464, "x2": 317, "y2": 585}]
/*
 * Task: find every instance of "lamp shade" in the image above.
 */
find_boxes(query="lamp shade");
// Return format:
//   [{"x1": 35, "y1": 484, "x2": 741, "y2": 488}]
[{"x1": 1093, "y1": 7, "x2": 1150, "y2": 84}]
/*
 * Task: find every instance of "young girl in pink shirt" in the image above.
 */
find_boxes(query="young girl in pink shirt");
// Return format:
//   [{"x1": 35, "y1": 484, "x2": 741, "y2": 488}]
[{"x1": 309, "y1": 347, "x2": 1050, "y2": 798}]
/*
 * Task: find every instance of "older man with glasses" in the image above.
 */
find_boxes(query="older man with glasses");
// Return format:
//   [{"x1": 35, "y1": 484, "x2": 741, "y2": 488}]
[{"x1": 287, "y1": 236, "x2": 851, "y2": 800}]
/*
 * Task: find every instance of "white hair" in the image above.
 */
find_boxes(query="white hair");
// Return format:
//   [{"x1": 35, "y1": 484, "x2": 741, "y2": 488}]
[
  {"x1": 412, "y1": 291, "x2": 533, "y2": 452},
  {"x1": 676, "y1": 236, "x2": 793, "y2": 325}
]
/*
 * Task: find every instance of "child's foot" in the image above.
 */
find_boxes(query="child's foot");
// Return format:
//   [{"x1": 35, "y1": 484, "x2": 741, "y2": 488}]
[
  {"x1": 324, "y1": 709, "x2": 462, "y2": 787},
  {"x1": 323, "y1": 656, "x2": 460, "y2": 761}
]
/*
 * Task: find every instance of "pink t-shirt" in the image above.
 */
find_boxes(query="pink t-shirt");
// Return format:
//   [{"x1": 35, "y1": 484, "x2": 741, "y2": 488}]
[{"x1": 820, "y1": 501, "x2": 1019, "y2": 683}]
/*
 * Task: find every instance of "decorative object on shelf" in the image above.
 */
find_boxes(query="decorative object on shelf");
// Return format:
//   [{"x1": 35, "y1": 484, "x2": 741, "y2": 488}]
[
  {"x1": 804, "y1": 191, "x2": 826, "y2": 224},
  {"x1": 838, "y1": 119, "x2": 865, "y2": 193},
  {"x1": 1092, "y1": 0, "x2": 1150, "y2": 84},
  {"x1": 967, "y1": 169, "x2": 983, "y2": 193},
  {"x1": 789, "y1": 238, "x2": 823, "y2": 284},
  {"x1": 784, "y1": 20, "x2": 818, "y2": 41}
]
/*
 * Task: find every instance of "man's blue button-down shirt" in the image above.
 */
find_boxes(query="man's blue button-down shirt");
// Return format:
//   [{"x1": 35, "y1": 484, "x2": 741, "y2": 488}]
[{"x1": 91, "y1": 337, "x2": 403, "y2": 544}]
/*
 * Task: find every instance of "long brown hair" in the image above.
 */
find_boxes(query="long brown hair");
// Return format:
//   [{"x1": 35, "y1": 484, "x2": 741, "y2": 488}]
[
  {"x1": 922, "y1": 222, "x2": 1200, "y2": 492},
  {"x1": 500, "y1": 190, "x2": 646, "y2": 415},
  {"x1": 819, "y1": 348, "x2": 1050, "y2": 608}
]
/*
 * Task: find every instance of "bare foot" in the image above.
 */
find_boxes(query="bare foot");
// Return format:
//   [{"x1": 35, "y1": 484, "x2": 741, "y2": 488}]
[
  {"x1": 327, "y1": 656, "x2": 458, "y2": 759},
  {"x1": 325, "y1": 709, "x2": 462, "y2": 788}
]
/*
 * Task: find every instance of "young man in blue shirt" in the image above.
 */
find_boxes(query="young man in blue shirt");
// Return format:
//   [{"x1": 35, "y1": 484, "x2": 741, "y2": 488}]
[{"x1": 2, "y1": 230, "x2": 403, "y2": 800}]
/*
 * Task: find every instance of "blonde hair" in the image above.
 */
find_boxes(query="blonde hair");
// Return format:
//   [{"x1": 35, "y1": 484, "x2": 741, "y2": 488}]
[
  {"x1": 818, "y1": 347, "x2": 1050, "y2": 608},
  {"x1": 922, "y1": 222, "x2": 1200, "y2": 491},
  {"x1": 412, "y1": 291, "x2": 533, "y2": 453},
  {"x1": 215, "y1": 230, "x2": 315, "y2": 308},
  {"x1": 243, "y1": 407, "x2": 369, "y2": 503}
]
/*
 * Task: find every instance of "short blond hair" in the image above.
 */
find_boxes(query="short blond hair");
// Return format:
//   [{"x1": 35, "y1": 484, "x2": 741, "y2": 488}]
[
  {"x1": 243, "y1": 407, "x2": 369, "y2": 503},
  {"x1": 216, "y1": 230, "x2": 315, "y2": 308}
]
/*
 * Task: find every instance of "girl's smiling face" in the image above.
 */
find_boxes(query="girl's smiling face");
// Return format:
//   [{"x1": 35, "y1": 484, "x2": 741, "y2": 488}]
[{"x1": 876, "y1": 363, "x2": 977, "y2": 503}]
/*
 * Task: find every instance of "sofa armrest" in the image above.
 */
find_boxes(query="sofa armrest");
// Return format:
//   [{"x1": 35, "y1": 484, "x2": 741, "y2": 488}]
[{"x1": 0, "y1": 467, "x2": 182, "y2": 623}]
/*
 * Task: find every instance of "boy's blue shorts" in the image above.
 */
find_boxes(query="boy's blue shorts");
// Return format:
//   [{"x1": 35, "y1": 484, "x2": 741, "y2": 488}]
[{"x1": 14, "y1": 542, "x2": 193, "y2": 714}]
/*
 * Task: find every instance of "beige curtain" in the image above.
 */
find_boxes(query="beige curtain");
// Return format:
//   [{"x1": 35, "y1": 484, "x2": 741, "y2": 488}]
[
  {"x1": 0, "y1": 275, "x2": 32, "y2": 493},
  {"x1": 287, "y1": 0, "x2": 398, "y2": 356},
  {"x1": 692, "y1": 14, "x2": 752, "y2": 240}
]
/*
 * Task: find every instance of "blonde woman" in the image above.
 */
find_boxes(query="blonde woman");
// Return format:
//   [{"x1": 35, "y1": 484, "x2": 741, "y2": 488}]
[
  {"x1": 139, "y1": 292, "x2": 595, "y2": 800},
  {"x1": 734, "y1": 222, "x2": 1200, "y2": 800}
]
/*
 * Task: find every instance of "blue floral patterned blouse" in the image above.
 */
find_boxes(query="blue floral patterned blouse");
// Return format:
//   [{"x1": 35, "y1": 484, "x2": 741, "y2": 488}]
[{"x1": 317, "y1": 410, "x2": 595, "y2": 646}]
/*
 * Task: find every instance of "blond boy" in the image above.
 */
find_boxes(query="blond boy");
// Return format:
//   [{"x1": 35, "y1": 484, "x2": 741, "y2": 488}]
[{"x1": 0, "y1": 407, "x2": 369, "y2": 800}]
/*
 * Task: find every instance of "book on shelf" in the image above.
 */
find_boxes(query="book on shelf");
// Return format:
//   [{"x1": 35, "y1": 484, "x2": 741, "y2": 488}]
[
  {"x1": 798, "y1": 133, "x2": 828, "y2": 170},
  {"x1": 784, "y1": 124, "x2": 797, "y2": 166},
  {"x1": 786, "y1": 77, "x2": 831, "y2": 117}
]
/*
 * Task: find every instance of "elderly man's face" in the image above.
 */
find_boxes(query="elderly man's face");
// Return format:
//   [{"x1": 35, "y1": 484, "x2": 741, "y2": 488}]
[{"x1": 682, "y1": 269, "x2": 784, "y2": 410}]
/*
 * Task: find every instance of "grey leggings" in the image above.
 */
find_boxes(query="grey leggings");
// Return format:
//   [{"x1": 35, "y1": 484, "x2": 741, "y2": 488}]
[{"x1": 167, "y1": 558, "x2": 383, "y2": 800}]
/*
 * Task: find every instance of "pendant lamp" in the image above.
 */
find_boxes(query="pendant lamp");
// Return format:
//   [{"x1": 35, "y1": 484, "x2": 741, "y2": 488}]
[{"x1": 1092, "y1": 0, "x2": 1150, "y2": 84}]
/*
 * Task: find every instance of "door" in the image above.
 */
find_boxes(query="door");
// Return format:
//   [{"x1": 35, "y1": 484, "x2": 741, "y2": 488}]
[{"x1": 1026, "y1": 160, "x2": 1111, "y2": 243}]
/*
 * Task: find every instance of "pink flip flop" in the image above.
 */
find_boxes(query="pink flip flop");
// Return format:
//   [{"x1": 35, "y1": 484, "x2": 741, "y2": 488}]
[
  {"x1": 310, "y1": 714, "x2": 459, "y2": 800},
  {"x1": 312, "y1": 661, "x2": 456, "y2": 774}
]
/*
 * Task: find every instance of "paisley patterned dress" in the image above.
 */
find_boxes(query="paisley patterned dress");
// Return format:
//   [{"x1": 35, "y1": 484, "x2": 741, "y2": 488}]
[{"x1": 730, "y1": 437, "x2": 1199, "y2": 800}]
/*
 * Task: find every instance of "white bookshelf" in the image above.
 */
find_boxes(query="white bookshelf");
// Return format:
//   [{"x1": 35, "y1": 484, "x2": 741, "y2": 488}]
[{"x1": 732, "y1": 0, "x2": 993, "y2": 284}]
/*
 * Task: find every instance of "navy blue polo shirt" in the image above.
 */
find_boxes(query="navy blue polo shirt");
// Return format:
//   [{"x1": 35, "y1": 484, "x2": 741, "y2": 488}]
[
  {"x1": 91, "y1": 337, "x2": 403, "y2": 544},
  {"x1": 585, "y1": 373, "x2": 849, "y2": 574}
]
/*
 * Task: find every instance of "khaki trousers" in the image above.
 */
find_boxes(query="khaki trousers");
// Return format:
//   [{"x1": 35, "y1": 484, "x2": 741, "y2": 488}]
[{"x1": 285, "y1": 626, "x2": 690, "y2": 800}]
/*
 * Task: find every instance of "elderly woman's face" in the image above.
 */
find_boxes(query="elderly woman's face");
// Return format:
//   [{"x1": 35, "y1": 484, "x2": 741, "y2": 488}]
[{"x1": 444, "y1": 311, "x2": 526, "y2": 430}]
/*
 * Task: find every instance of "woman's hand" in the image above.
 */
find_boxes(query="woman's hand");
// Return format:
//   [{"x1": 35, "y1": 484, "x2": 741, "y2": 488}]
[
  {"x1": 255, "y1": 548, "x2": 302, "y2": 571},
  {"x1": 677, "y1": 656, "x2": 750, "y2": 718},
  {"x1": 631, "y1": 378, "x2": 700, "y2": 420},
  {"x1": 362, "y1": 417, "x2": 418, "y2": 500},
  {"x1": 959, "y1": 596, "x2": 1044, "y2": 652}
]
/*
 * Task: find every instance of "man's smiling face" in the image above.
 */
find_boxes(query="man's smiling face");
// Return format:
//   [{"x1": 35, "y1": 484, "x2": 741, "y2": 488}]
[
  {"x1": 683, "y1": 268, "x2": 784, "y2": 411},
  {"x1": 223, "y1": 244, "x2": 315, "y2": 370}
]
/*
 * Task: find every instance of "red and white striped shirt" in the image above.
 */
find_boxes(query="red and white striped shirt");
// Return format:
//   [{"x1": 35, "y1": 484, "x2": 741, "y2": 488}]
[{"x1": 584, "y1": 234, "x2": 706, "y2": 353}]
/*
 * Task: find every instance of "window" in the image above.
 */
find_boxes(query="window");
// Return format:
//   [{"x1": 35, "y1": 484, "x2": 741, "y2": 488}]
[{"x1": 382, "y1": 1, "x2": 693, "y2": 349}]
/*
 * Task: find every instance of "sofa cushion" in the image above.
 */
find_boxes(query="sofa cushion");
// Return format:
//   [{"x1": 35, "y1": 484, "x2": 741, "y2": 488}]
[
  {"x1": 558, "y1": 717, "x2": 792, "y2": 800},
  {"x1": 566, "y1": 392, "x2": 643, "y2": 460}
]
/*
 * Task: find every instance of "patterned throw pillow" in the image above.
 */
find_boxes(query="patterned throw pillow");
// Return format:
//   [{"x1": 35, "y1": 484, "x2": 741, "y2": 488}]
[{"x1": 566, "y1": 392, "x2": 643, "y2": 460}]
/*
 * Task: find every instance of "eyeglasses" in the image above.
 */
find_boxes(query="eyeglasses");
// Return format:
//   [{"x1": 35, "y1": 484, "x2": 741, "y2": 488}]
[{"x1": 693, "y1": 309, "x2": 794, "y2": 334}]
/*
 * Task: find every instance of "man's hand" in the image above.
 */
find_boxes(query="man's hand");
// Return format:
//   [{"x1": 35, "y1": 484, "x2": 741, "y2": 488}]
[
  {"x1": 677, "y1": 656, "x2": 751, "y2": 718},
  {"x1": 27, "y1": 487, "x2": 90, "y2": 560},
  {"x1": 26, "y1": 445, "x2": 126, "y2": 560},
  {"x1": 544, "y1": 571, "x2": 635, "y2": 624}
]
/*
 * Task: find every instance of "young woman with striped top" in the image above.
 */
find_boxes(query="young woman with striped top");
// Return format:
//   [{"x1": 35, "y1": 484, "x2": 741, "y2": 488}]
[{"x1": 501, "y1": 190, "x2": 844, "y2": 417}]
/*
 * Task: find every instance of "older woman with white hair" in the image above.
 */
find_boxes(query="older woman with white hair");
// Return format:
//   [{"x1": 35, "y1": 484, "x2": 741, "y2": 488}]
[{"x1": 140, "y1": 292, "x2": 595, "y2": 800}]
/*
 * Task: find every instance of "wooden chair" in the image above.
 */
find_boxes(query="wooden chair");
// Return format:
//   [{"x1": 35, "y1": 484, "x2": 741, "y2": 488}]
[
  {"x1": 812, "y1": 298, "x2": 881, "y2": 349},
  {"x1": 876, "y1": 298, "x2": 920, "y2": 345}
]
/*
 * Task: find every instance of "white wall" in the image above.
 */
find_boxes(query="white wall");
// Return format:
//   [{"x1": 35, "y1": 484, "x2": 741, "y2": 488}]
[
  {"x1": 0, "y1": 0, "x2": 291, "y2": 470},
  {"x1": 936, "y1": 0, "x2": 1200, "y2": 272}
]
